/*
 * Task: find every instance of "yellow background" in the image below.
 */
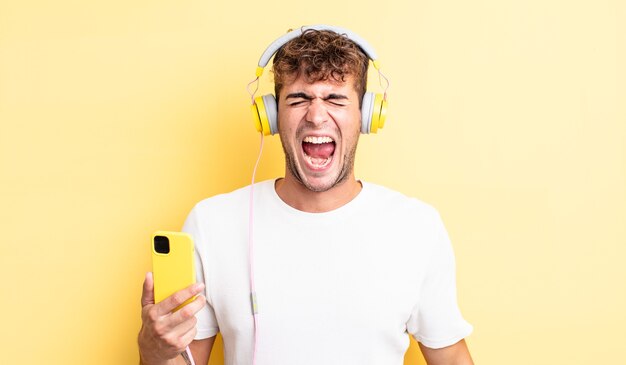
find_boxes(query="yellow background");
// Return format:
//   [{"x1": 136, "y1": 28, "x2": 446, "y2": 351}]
[{"x1": 1, "y1": 0, "x2": 624, "y2": 364}]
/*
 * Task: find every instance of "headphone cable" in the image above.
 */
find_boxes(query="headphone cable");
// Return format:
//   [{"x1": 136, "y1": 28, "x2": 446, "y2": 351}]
[{"x1": 249, "y1": 133, "x2": 265, "y2": 365}]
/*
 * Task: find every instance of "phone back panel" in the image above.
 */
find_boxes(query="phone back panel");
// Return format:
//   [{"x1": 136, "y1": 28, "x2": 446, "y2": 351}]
[{"x1": 151, "y1": 231, "x2": 196, "y2": 307}]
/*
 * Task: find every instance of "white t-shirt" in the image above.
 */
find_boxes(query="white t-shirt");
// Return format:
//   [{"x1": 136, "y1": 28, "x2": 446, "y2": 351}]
[{"x1": 183, "y1": 180, "x2": 472, "y2": 365}]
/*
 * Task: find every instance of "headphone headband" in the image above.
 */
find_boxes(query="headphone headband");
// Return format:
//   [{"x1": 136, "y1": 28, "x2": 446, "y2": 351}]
[
  {"x1": 250, "y1": 25, "x2": 388, "y2": 136},
  {"x1": 255, "y1": 24, "x2": 380, "y2": 77}
]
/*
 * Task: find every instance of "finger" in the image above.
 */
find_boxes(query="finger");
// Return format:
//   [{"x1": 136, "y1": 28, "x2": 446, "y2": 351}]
[
  {"x1": 169, "y1": 295, "x2": 206, "y2": 325},
  {"x1": 159, "y1": 317, "x2": 198, "y2": 354},
  {"x1": 157, "y1": 283, "x2": 205, "y2": 316},
  {"x1": 167, "y1": 324, "x2": 198, "y2": 353},
  {"x1": 158, "y1": 325, "x2": 197, "y2": 358},
  {"x1": 149, "y1": 295, "x2": 204, "y2": 337},
  {"x1": 167, "y1": 311, "x2": 199, "y2": 340},
  {"x1": 141, "y1": 272, "x2": 155, "y2": 307},
  {"x1": 178, "y1": 326, "x2": 198, "y2": 350}
]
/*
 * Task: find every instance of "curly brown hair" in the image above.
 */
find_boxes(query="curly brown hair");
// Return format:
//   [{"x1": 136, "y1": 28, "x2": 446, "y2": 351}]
[{"x1": 272, "y1": 28, "x2": 369, "y2": 104}]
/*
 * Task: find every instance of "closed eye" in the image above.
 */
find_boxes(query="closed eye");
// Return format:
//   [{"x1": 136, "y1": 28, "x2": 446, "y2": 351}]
[
  {"x1": 288, "y1": 99, "x2": 309, "y2": 106},
  {"x1": 286, "y1": 92, "x2": 312, "y2": 107},
  {"x1": 285, "y1": 92, "x2": 350, "y2": 106},
  {"x1": 324, "y1": 94, "x2": 349, "y2": 106}
]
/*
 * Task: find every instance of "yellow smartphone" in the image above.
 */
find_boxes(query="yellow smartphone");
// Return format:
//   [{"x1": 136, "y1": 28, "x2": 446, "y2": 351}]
[{"x1": 151, "y1": 231, "x2": 196, "y2": 310}]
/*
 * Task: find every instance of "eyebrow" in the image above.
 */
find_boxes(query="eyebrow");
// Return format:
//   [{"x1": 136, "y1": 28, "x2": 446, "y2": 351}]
[
  {"x1": 286, "y1": 92, "x2": 313, "y2": 100},
  {"x1": 324, "y1": 94, "x2": 349, "y2": 101},
  {"x1": 285, "y1": 92, "x2": 349, "y2": 101}
]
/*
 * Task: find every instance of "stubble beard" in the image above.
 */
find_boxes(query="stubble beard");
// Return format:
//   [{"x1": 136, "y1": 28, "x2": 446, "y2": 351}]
[{"x1": 281, "y1": 132, "x2": 360, "y2": 193}]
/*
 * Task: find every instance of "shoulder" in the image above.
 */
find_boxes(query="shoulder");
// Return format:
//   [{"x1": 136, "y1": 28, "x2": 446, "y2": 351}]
[
  {"x1": 361, "y1": 181, "x2": 442, "y2": 223},
  {"x1": 358, "y1": 182, "x2": 452, "y2": 265},
  {"x1": 182, "y1": 180, "x2": 276, "y2": 247},
  {"x1": 190, "y1": 179, "x2": 275, "y2": 217}
]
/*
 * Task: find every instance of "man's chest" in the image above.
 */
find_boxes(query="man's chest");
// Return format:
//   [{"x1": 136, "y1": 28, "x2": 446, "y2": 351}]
[{"x1": 209, "y1": 224, "x2": 430, "y2": 340}]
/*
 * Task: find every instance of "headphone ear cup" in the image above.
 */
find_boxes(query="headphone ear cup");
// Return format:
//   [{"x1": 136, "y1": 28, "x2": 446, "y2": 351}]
[
  {"x1": 360, "y1": 92, "x2": 375, "y2": 134},
  {"x1": 369, "y1": 93, "x2": 387, "y2": 133},
  {"x1": 252, "y1": 94, "x2": 278, "y2": 136},
  {"x1": 262, "y1": 94, "x2": 278, "y2": 135}
]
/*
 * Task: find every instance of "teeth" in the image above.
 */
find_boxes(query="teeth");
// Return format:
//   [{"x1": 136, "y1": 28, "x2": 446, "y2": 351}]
[
  {"x1": 303, "y1": 136, "x2": 334, "y2": 144},
  {"x1": 304, "y1": 154, "x2": 333, "y2": 168}
]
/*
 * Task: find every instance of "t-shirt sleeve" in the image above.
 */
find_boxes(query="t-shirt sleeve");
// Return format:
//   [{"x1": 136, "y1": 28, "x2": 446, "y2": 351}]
[
  {"x1": 182, "y1": 205, "x2": 220, "y2": 339},
  {"x1": 406, "y1": 212, "x2": 473, "y2": 349}
]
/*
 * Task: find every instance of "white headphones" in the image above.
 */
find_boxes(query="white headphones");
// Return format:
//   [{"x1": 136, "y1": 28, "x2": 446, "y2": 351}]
[{"x1": 250, "y1": 25, "x2": 389, "y2": 136}]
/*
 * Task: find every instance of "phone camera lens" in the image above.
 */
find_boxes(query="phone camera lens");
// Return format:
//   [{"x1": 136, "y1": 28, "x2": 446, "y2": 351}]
[{"x1": 154, "y1": 236, "x2": 170, "y2": 254}]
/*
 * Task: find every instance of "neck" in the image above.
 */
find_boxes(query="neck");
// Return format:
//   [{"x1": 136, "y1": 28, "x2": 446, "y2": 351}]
[{"x1": 274, "y1": 174, "x2": 362, "y2": 213}]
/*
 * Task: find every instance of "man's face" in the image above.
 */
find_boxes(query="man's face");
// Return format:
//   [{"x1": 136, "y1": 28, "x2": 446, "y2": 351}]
[{"x1": 277, "y1": 74, "x2": 362, "y2": 192}]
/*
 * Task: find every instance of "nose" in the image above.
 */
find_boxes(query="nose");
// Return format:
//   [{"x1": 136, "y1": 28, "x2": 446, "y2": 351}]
[{"x1": 305, "y1": 99, "x2": 328, "y2": 126}]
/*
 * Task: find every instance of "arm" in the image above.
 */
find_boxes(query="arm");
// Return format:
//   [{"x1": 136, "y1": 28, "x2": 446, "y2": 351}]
[
  {"x1": 419, "y1": 339, "x2": 473, "y2": 365},
  {"x1": 187, "y1": 337, "x2": 216, "y2": 365},
  {"x1": 138, "y1": 272, "x2": 207, "y2": 365}
]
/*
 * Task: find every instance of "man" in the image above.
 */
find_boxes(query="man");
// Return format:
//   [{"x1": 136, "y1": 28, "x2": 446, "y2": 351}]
[{"x1": 138, "y1": 26, "x2": 473, "y2": 365}]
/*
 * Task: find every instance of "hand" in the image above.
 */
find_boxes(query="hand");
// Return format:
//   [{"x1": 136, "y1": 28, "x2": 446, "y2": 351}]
[{"x1": 138, "y1": 272, "x2": 206, "y2": 365}]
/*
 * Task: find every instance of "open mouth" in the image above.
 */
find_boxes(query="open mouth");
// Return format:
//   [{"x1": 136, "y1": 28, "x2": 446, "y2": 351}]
[{"x1": 302, "y1": 136, "x2": 336, "y2": 169}]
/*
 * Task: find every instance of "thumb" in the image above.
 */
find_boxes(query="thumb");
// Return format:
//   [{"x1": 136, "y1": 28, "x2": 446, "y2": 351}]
[{"x1": 141, "y1": 272, "x2": 155, "y2": 307}]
